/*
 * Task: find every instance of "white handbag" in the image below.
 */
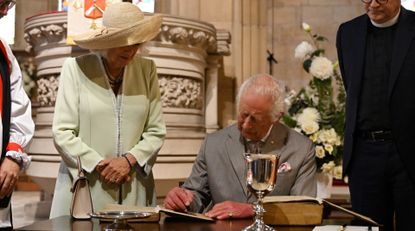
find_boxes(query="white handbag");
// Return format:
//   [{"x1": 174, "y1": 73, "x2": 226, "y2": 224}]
[{"x1": 70, "y1": 156, "x2": 94, "y2": 219}]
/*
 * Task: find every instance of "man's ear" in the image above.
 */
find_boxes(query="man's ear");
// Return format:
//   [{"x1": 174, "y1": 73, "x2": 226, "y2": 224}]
[{"x1": 273, "y1": 112, "x2": 284, "y2": 123}]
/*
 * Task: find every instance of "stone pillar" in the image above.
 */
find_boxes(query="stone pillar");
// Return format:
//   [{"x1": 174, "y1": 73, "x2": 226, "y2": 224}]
[
  {"x1": 205, "y1": 30, "x2": 231, "y2": 133},
  {"x1": 24, "y1": 12, "x2": 86, "y2": 197}
]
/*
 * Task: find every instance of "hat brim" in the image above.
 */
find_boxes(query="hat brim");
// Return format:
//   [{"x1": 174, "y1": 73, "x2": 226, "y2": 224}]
[{"x1": 74, "y1": 14, "x2": 162, "y2": 50}]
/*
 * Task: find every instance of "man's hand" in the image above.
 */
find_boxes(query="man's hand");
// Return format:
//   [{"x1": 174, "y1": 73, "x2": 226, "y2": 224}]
[
  {"x1": 205, "y1": 201, "x2": 254, "y2": 219},
  {"x1": 0, "y1": 157, "x2": 20, "y2": 199},
  {"x1": 163, "y1": 187, "x2": 194, "y2": 212}
]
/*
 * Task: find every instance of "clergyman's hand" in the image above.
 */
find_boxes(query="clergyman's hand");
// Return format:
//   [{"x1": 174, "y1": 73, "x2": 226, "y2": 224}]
[
  {"x1": 0, "y1": 158, "x2": 20, "y2": 199},
  {"x1": 205, "y1": 201, "x2": 254, "y2": 219},
  {"x1": 163, "y1": 187, "x2": 193, "y2": 212}
]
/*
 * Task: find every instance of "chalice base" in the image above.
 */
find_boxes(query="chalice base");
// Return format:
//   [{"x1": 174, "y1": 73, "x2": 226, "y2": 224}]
[{"x1": 242, "y1": 221, "x2": 275, "y2": 231}]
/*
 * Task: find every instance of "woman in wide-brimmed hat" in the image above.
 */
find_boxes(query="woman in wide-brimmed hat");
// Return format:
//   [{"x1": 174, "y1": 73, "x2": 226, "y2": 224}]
[{"x1": 50, "y1": 2, "x2": 166, "y2": 218}]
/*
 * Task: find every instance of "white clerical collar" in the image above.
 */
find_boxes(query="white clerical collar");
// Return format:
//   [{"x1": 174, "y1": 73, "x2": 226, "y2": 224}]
[{"x1": 371, "y1": 8, "x2": 400, "y2": 28}]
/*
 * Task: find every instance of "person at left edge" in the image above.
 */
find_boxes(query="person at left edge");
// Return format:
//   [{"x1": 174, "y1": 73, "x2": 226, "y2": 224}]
[
  {"x1": 49, "y1": 2, "x2": 166, "y2": 218},
  {"x1": 0, "y1": 0, "x2": 35, "y2": 229}
]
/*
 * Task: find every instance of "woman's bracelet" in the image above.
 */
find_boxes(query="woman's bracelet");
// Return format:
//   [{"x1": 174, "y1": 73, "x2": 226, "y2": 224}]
[{"x1": 122, "y1": 153, "x2": 133, "y2": 171}]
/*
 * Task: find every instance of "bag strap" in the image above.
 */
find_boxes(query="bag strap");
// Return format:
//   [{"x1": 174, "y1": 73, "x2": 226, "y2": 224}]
[
  {"x1": 77, "y1": 156, "x2": 85, "y2": 178},
  {"x1": 71, "y1": 156, "x2": 86, "y2": 193}
]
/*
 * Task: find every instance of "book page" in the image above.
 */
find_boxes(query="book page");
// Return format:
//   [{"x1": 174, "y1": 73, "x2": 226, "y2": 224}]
[
  {"x1": 263, "y1": 195, "x2": 323, "y2": 204},
  {"x1": 322, "y1": 200, "x2": 379, "y2": 226},
  {"x1": 156, "y1": 205, "x2": 215, "y2": 222}
]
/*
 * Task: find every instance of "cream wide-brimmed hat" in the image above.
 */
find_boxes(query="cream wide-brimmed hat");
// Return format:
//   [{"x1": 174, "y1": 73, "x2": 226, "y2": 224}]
[{"x1": 74, "y1": 2, "x2": 162, "y2": 50}]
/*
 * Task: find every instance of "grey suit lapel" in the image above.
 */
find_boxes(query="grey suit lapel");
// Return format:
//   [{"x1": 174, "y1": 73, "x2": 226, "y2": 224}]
[
  {"x1": 225, "y1": 126, "x2": 248, "y2": 198},
  {"x1": 262, "y1": 123, "x2": 289, "y2": 159},
  {"x1": 224, "y1": 123, "x2": 290, "y2": 198},
  {"x1": 388, "y1": 8, "x2": 415, "y2": 100}
]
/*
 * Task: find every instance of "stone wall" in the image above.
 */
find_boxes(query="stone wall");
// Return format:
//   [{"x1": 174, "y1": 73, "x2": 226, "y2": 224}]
[
  {"x1": 11, "y1": 0, "x2": 58, "y2": 51},
  {"x1": 272, "y1": 0, "x2": 363, "y2": 92},
  {"x1": 156, "y1": 0, "x2": 363, "y2": 128},
  {"x1": 11, "y1": 0, "x2": 364, "y2": 128}
]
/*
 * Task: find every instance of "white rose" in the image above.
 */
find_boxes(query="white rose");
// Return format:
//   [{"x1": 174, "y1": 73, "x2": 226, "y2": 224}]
[
  {"x1": 310, "y1": 133, "x2": 318, "y2": 142},
  {"x1": 300, "y1": 121, "x2": 319, "y2": 135},
  {"x1": 321, "y1": 161, "x2": 335, "y2": 174},
  {"x1": 326, "y1": 129, "x2": 338, "y2": 143},
  {"x1": 333, "y1": 165, "x2": 343, "y2": 180},
  {"x1": 324, "y1": 144, "x2": 334, "y2": 154},
  {"x1": 302, "y1": 22, "x2": 311, "y2": 32},
  {"x1": 315, "y1": 145, "x2": 325, "y2": 158},
  {"x1": 309, "y1": 56, "x2": 334, "y2": 80},
  {"x1": 294, "y1": 41, "x2": 315, "y2": 60},
  {"x1": 318, "y1": 128, "x2": 338, "y2": 144}
]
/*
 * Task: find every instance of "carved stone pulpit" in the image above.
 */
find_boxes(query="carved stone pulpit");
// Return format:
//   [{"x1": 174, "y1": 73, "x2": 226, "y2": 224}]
[{"x1": 24, "y1": 11, "x2": 231, "y2": 205}]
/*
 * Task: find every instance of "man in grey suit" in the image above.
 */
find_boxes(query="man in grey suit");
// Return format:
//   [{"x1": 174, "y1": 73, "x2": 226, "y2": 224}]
[{"x1": 163, "y1": 74, "x2": 316, "y2": 219}]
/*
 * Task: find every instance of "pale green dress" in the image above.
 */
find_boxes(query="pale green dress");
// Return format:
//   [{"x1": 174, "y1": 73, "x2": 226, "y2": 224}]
[{"x1": 50, "y1": 54, "x2": 166, "y2": 218}]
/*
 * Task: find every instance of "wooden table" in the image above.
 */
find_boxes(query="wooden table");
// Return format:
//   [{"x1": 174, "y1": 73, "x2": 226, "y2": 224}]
[{"x1": 17, "y1": 215, "x2": 337, "y2": 231}]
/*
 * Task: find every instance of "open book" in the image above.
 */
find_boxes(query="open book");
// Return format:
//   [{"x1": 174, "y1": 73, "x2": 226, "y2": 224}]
[
  {"x1": 263, "y1": 196, "x2": 380, "y2": 226},
  {"x1": 263, "y1": 195, "x2": 324, "y2": 225}
]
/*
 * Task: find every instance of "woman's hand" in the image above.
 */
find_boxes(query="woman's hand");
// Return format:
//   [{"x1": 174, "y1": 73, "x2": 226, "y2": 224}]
[{"x1": 96, "y1": 156, "x2": 132, "y2": 185}]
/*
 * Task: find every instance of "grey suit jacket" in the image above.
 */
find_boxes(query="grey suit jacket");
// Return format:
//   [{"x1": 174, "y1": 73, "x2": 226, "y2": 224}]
[{"x1": 183, "y1": 123, "x2": 317, "y2": 213}]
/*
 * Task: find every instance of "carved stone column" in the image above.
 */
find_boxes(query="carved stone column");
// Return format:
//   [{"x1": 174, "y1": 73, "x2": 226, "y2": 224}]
[
  {"x1": 24, "y1": 12, "x2": 86, "y2": 197},
  {"x1": 24, "y1": 12, "x2": 231, "y2": 203}
]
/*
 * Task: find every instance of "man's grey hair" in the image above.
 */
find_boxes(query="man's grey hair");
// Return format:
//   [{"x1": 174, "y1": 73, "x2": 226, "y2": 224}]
[{"x1": 236, "y1": 74, "x2": 286, "y2": 120}]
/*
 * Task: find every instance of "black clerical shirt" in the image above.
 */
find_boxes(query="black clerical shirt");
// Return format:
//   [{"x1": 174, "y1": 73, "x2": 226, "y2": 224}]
[{"x1": 356, "y1": 22, "x2": 397, "y2": 131}]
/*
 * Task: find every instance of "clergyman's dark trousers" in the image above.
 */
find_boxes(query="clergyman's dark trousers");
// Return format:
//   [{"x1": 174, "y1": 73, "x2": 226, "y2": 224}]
[{"x1": 348, "y1": 138, "x2": 415, "y2": 231}]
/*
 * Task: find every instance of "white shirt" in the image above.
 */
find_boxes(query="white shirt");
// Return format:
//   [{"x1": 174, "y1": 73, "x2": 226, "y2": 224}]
[{"x1": 0, "y1": 37, "x2": 35, "y2": 228}]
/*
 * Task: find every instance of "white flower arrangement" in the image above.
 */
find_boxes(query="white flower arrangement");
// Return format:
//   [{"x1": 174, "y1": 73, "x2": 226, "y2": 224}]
[
  {"x1": 283, "y1": 23, "x2": 346, "y2": 180},
  {"x1": 294, "y1": 41, "x2": 315, "y2": 60},
  {"x1": 309, "y1": 56, "x2": 334, "y2": 80}
]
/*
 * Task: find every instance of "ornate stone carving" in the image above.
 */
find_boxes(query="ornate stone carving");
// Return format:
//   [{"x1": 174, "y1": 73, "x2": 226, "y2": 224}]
[
  {"x1": 216, "y1": 30, "x2": 231, "y2": 56},
  {"x1": 37, "y1": 75, "x2": 59, "y2": 106},
  {"x1": 159, "y1": 75, "x2": 203, "y2": 109},
  {"x1": 24, "y1": 23, "x2": 67, "y2": 52},
  {"x1": 156, "y1": 20, "x2": 217, "y2": 53},
  {"x1": 167, "y1": 26, "x2": 189, "y2": 45}
]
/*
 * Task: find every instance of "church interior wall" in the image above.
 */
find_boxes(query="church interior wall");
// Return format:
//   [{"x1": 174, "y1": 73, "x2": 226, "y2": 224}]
[{"x1": 11, "y1": 0, "x2": 364, "y2": 192}]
